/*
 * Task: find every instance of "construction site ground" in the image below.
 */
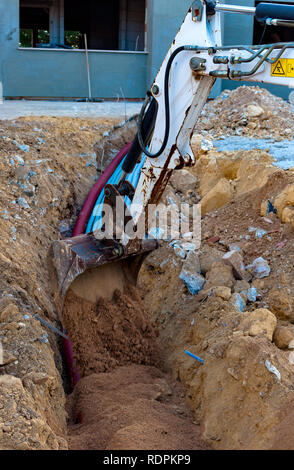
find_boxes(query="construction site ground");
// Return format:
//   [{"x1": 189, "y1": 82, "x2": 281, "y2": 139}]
[{"x1": 1, "y1": 86, "x2": 294, "y2": 450}]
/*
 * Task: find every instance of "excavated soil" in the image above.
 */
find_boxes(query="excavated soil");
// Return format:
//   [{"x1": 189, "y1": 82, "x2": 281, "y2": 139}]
[
  {"x1": 2, "y1": 86, "x2": 294, "y2": 450},
  {"x1": 0, "y1": 116, "x2": 120, "y2": 449},
  {"x1": 195, "y1": 85, "x2": 294, "y2": 139},
  {"x1": 63, "y1": 284, "x2": 160, "y2": 376},
  {"x1": 66, "y1": 364, "x2": 209, "y2": 450},
  {"x1": 63, "y1": 271, "x2": 208, "y2": 450}
]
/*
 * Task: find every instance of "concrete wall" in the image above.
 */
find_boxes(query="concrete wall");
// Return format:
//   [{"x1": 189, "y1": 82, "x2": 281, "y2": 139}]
[
  {"x1": 146, "y1": 0, "x2": 191, "y2": 84},
  {"x1": 0, "y1": 0, "x2": 19, "y2": 100},
  {"x1": 5, "y1": 49, "x2": 148, "y2": 98}
]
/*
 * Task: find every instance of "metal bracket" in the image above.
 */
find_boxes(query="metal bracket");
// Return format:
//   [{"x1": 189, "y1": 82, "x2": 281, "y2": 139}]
[
  {"x1": 190, "y1": 56, "x2": 207, "y2": 71},
  {"x1": 192, "y1": 0, "x2": 204, "y2": 22}
]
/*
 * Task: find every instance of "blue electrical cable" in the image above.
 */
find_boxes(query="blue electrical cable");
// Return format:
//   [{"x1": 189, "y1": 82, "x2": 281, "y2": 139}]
[{"x1": 86, "y1": 154, "x2": 146, "y2": 234}]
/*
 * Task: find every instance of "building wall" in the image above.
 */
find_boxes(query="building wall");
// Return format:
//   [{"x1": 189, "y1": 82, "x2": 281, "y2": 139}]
[
  {"x1": 0, "y1": 0, "x2": 293, "y2": 100},
  {"x1": 5, "y1": 49, "x2": 148, "y2": 99},
  {"x1": 1, "y1": 0, "x2": 147, "y2": 99}
]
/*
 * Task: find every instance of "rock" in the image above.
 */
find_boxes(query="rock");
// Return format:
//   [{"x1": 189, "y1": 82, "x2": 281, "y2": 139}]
[
  {"x1": 154, "y1": 378, "x2": 173, "y2": 398},
  {"x1": 191, "y1": 133, "x2": 213, "y2": 155},
  {"x1": 17, "y1": 197, "x2": 30, "y2": 209},
  {"x1": 201, "y1": 178, "x2": 233, "y2": 215},
  {"x1": 206, "y1": 262, "x2": 235, "y2": 289},
  {"x1": 0, "y1": 304, "x2": 21, "y2": 323},
  {"x1": 199, "y1": 246, "x2": 224, "y2": 274},
  {"x1": 0, "y1": 374, "x2": 23, "y2": 388},
  {"x1": 231, "y1": 293, "x2": 246, "y2": 312},
  {"x1": 274, "y1": 185, "x2": 294, "y2": 219},
  {"x1": 246, "y1": 287, "x2": 258, "y2": 302},
  {"x1": 0, "y1": 253, "x2": 12, "y2": 266},
  {"x1": 239, "y1": 308, "x2": 277, "y2": 341},
  {"x1": 252, "y1": 279, "x2": 265, "y2": 290},
  {"x1": 273, "y1": 326, "x2": 294, "y2": 350},
  {"x1": 269, "y1": 288, "x2": 294, "y2": 321},
  {"x1": 21, "y1": 183, "x2": 35, "y2": 198},
  {"x1": 0, "y1": 351, "x2": 17, "y2": 366},
  {"x1": 248, "y1": 257, "x2": 271, "y2": 279},
  {"x1": 23, "y1": 372, "x2": 49, "y2": 387},
  {"x1": 170, "y1": 169, "x2": 197, "y2": 194},
  {"x1": 213, "y1": 286, "x2": 231, "y2": 301},
  {"x1": 234, "y1": 280, "x2": 250, "y2": 293},
  {"x1": 247, "y1": 104, "x2": 264, "y2": 118},
  {"x1": 200, "y1": 138, "x2": 213, "y2": 153},
  {"x1": 281, "y1": 206, "x2": 294, "y2": 225},
  {"x1": 223, "y1": 250, "x2": 252, "y2": 282},
  {"x1": 179, "y1": 270, "x2": 206, "y2": 295},
  {"x1": 182, "y1": 250, "x2": 201, "y2": 274},
  {"x1": 288, "y1": 351, "x2": 294, "y2": 365}
]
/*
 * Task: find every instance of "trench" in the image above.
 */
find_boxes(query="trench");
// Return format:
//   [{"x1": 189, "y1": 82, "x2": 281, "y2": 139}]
[
  {"x1": 59, "y1": 261, "x2": 209, "y2": 450},
  {"x1": 50, "y1": 118, "x2": 208, "y2": 450}
]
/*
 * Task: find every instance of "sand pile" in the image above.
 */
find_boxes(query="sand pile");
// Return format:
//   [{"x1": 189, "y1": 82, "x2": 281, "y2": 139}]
[{"x1": 66, "y1": 365, "x2": 209, "y2": 450}]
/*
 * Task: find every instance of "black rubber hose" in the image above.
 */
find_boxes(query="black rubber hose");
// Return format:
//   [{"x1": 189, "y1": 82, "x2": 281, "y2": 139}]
[
  {"x1": 137, "y1": 45, "x2": 186, "y2": 159},
  {"x1": 122, "y1": 95, "x2": 158, "y2": 174},
  {"x1": 256, "y1": 2, "x2": 294, "y2": 24}
]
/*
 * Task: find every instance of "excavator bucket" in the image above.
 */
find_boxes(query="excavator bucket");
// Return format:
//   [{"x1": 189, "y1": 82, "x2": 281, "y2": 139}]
[{"x1": 49, "y1": 232, "x2": 158, "y2": 315}]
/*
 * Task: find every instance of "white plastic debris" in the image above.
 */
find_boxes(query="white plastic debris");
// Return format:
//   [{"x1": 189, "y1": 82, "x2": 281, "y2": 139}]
[
  {"x1": 255, "y1": 228, "x2": 267, "y2": 239},
  {"x1": 181, "y1": 242, "x2": 196, "y2": 252},
  {"x1": 265, "y1": 360, "x2": 281, "y2": 381},
  {"x1": 17, "y1": 197, "x2": 30, "y2": 209},
  {"x1": 241, "y1": 287, "x2": 258, "y2": 302},
  {"x1": 148, "y1": 227, "x2": 165, "y2": 240},
  {"x1": 248, "y1": 257, "x2": 270, "y2": 279},
  {"x1": 179, "y1": 270, "x2": 205, "y2": 295}
]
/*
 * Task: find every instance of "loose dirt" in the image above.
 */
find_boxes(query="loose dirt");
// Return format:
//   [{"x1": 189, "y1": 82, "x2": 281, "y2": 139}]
[
  {"x1": 195, "y1": 85, "x2": 294, "y2": 139},
  {"x1": 0, "y1": 116, "x2": 119, "y2": 449},
  {"x1": 67, "y1": 364, "x2": 209, "y2": 450},
  {"x1": 1, "y1": 86, "x2": 294, "y2": 450},
  {"x1": 63, "y1": 282, "x2": 160, "y2": 377}
]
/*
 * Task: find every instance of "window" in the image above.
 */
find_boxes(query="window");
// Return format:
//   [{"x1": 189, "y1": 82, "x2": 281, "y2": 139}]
[
  {"x1": 253, "y1": 1, "x2": 294, "y2": 44},
  {"x1": 19, "y1": 0, "x2": 146, "y2": 51},
  {"x1": 19, "y1": 4, "x2": 50, "y2": 48}
]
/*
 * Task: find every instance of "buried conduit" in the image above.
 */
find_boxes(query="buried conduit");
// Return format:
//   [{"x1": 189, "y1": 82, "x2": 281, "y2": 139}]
[{"x1": 62, "y1": 143, "x2": 147, "y2": 389}]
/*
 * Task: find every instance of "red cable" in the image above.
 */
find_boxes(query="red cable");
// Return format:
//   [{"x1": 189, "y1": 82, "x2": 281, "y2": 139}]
[
  {"x1": 73, "y1": 142, "x2": 132, "y2": 236},
  {"x1": 63, "y1": 142, "x2": 132, "y2": 390}
]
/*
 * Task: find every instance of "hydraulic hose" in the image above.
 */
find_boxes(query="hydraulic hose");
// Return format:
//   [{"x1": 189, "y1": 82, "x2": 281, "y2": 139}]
[{"x1": 137, "y1": 45, "x2": 190, "y2": 159}]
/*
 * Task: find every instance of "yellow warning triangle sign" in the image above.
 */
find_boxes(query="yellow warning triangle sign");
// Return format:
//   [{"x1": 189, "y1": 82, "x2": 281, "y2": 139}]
[{"x1": 272, "y1": 60, "x2": 286, "y2": 76}]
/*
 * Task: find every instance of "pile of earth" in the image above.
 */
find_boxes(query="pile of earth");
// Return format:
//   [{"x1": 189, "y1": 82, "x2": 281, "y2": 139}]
[
  {"x1": 194, "y1": 85, "x2": 294, "y2": 140},
  {"x1": 138, "y1": 90, "x2": 294, "y2": 448}
]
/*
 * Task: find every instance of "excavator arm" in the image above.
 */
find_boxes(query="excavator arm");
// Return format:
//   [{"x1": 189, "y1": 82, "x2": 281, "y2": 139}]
[
  {"x1": 124, "y1": 0, "x2": 294, "y2": 230},
  {"x1": 50, "y1": 1, "x2": 294, "y2": 313}
]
